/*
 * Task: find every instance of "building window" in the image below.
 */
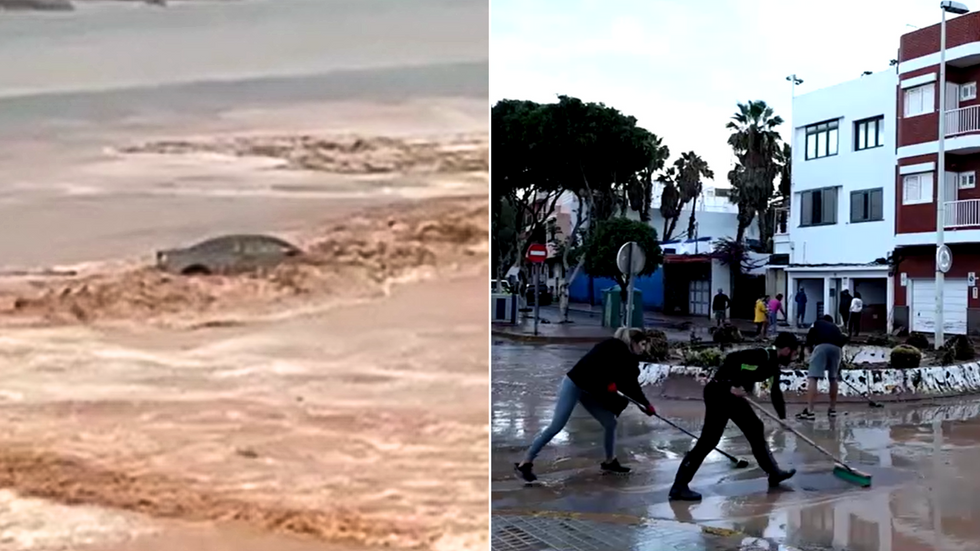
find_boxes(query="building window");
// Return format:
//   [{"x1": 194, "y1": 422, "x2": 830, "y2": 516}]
[
  {"x1": 904, "y1": 83, "x2": 935, "y2": 117},
  {"x1": 902, "y1": 172, "x2": 934, "y2": 205},
  {"x1": 854, "y1": 116, "x2": 884, "y2": 151},
  {"x1": 960, "y1": 171, "x2": 976, "y2": 189},
  {"x1": 850, "y1": 188, "x2": 884, "y2": 223},
  {"x1": 962, "y1": 82, "x2": 978, "y2": 101},
  {"x1": 805, "y1": 120, "x2": 839, "y2": 160},
  {"x1": 800, "y1": 187, "x2": 838, "y2": 226}
]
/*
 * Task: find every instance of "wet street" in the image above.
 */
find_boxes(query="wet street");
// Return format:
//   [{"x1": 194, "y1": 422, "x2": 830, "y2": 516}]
[{"x1": 492, "y1": 340, "x2": 980, "y2": 551}]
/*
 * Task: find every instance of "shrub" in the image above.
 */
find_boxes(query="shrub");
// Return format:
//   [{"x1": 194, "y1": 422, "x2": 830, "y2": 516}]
[
  {"x1": 638, "y1": 329, "x2": 670, "y2": 362},
  {"x1": 906, "y1": 333, "x2": 929, "y2": 349},
  {"x1": 681, "y1": 347, "x2": 723, "y2": 368},
  {"x1": 890, "y1": 344, "x2": 922, "y2": 370},
  {"x1": 944, "y1": 334, "x2": 976, "y2": 361},
  {"x1": 711, "y1": 323, "x2": 744, "y2": 346},
  {"x1": 866, "y1": 334, "x2": 896, "y2": 347}
]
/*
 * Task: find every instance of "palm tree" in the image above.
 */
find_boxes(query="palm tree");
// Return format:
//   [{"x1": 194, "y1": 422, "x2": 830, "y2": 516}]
[
  {"x1": 674, "y1": 151, "x2": 714, "y2": 239},
  {"x1": 726, "y1": 100, "x2": 785, "y2": 251},
  {"x1": 627, "y1": 133, "x2": 670, "y2": 222}
]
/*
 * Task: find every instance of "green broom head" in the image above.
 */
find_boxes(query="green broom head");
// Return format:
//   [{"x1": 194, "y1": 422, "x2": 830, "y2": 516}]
[{"x1": 833, "y1": 464, "x2": 872, "y2": 487}]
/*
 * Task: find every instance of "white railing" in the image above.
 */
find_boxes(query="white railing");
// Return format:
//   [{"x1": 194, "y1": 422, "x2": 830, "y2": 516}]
[
  {"x1": 946, "y1": 105, "x2": 980, "y2": 136},
  {"x1": 944, "y1": 199, "x2": 980, "y2": 228}
]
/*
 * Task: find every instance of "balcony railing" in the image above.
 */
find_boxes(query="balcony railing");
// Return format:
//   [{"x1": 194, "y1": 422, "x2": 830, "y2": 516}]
[
  {"x1": 946, "y1": 105, "x2": 980, "y2": 137},
  {"x1": 945, "y1": 199, "x2": 980, "y2": 228}
]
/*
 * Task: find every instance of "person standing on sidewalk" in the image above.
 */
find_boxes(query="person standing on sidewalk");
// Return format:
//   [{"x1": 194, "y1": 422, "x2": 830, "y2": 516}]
[
  {"x1": 768, "y1": 294, "x2": 785, "y2": 336},
  {"x1": 848, "y1": 292, "x2": 864, "y2": 337},
  {"x1": 796, "y1": 315, "x2": 847, "y2": 420},
  {"x1": 839, "y1": 288, "x2": 853, "y2": 328},
  {"x1": 754, "y1": 295, "x2": 769, "y2": 336},
  {"x1": 794, "y1": 288, "x2": 807, "y2": 328},
  {"x1": 712, "y1": 288, "x2": 730, "y2": 327},
  {"x1": 669, "y1": 332, "x2": 800, "y2": 501},
  {"x1": 514, "y1": 327, "x2": 656, "y2": 483}
]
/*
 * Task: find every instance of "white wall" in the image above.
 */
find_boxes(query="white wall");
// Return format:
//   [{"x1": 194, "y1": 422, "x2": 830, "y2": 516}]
[{"x1": 788, "y1": 69, "x2": 898, "y2": 265}]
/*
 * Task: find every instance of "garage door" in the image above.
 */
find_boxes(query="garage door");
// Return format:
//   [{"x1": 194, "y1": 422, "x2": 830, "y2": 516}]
[{"x1": 910, "y1": 278, "x2": 968, "y2": 335}]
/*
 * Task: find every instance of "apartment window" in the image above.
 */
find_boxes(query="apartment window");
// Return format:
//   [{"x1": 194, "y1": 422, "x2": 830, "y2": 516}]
[
  {"x1": 962, "y1": 82, "x2": 978, "y2": 101},
  {"x1": 800, "y1": 187, "x2": 838, "y2": 226},
  {"x1": 854, "y1": 116, "x2": 884, "y2": 151},
  {"x1": 850, "y1": 188, "x2": 884, "y2": 223},
  {"x1": 902, "y1": 172, "x2": 934, "y2": 205},
  {"x1": 960, "y1": 171, "x2": 977, "y2": 189},
  {"x1": 805, "y1": 120, "x2": 839, "y2": 160},
  {"x1": 904, "y1": 83, "x2": 935, "y2": 117}
]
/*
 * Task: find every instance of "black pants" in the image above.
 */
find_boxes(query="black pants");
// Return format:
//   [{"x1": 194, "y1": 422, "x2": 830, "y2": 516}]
[
  {"x1": 848, "y1": 312, "x2": 862, "y2": 336},
  {"x1": 672, "y1": 382, "x2": 779, "y2": 488}
]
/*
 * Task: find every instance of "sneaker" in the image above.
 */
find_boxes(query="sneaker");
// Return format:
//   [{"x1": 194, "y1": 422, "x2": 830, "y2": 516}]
[
  {"x1": 668, "y1": 485, "x2": 702, "y2": 501},
  {"x1": 514, "y1": 462, "x2": 537, "y2": 483},
  {"x1": 795, "y1": 409, "x2": 815, "y2": 421},
  {"x1": 600, "y1": 458, "x2": 631, "y2": 474},
  {"x1": 827, "y1": 409, "x2": 837, "y2": 418},
  {"x1": 768, "y1": 468, "x2": 797, "y2": 488}
]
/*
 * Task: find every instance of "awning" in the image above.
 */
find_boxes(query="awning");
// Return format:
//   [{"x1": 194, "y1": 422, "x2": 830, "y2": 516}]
[{"x1": 664, "y1": 254, "x2": 712, "y2": 264}]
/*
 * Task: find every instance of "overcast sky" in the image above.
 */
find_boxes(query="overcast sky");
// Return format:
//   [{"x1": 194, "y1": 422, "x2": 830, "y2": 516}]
[{"x1": 491, "y1": 0, "x2": 948, "y2": 186}]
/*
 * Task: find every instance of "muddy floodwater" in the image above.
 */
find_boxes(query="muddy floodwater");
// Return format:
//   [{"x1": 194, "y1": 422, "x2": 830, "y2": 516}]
[
  {"x1": 492, "y1": 341, "x2": 980, "y2": 551},
  {"x1": 0, "y1": 0, "x2": 489, "y2": 548}
]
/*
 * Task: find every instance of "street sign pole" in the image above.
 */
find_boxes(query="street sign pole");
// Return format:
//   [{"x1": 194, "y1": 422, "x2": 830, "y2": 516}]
[
  {"x1": 625, "y1": 246, "x2": 635, "y2": 329},
  {"x1": 533, "y1": 263, "x2": 540, "y2": 336},
  {"x1": 616, "y1": 241, "x2": 646, "y2": 330}
]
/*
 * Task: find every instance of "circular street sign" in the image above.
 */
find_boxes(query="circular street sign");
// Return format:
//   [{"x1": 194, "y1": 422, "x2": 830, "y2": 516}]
[
  {"x1": 526, "y1": 243, "x2": 548, "y2": 264},
  {"x1": 616, "y1": 242, "x2": 646, "y2": 276},
  {"x1": 937, "y1": 244, "x2": 953, "y2": 274}
]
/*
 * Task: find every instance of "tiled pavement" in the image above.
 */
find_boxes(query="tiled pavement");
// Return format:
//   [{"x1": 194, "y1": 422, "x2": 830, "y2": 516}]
[{"x1": 492, "y1": 513, "x2": 816, "y2": 551}]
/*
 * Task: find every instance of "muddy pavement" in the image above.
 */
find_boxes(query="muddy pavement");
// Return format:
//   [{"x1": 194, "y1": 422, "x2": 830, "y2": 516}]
[{"x1": 492, "y1": 340, "x2": 980, "y2": 551}]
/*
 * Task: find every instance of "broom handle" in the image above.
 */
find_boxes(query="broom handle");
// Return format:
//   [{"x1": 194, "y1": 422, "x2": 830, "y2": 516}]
[
  {"x1": 744, "y1": 396, "x2": 852, "y2": 470},
  {"x1": 617, "y1": 391, "x2": 745, "y2": 465}
]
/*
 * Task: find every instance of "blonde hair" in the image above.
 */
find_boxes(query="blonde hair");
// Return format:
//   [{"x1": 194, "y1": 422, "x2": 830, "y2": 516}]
[{"x1": 614, "y1": 327, "x2": 646, "y2": 347}]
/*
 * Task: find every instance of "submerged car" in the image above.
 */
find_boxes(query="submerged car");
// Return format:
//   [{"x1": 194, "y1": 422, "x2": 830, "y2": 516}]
[{"x1": 156, "y1": 234, "x2": 303, "y2": 276}]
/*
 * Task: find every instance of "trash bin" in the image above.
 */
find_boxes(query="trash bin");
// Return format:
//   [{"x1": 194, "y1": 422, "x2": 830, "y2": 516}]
[{"x1": 602, "y1": 286, "x2": 644, "y2": 328}]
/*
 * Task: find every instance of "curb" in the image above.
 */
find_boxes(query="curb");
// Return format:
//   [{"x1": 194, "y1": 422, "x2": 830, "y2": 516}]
[{"x1": 490, "y1": 329, "x2": 608, "y2": 344}]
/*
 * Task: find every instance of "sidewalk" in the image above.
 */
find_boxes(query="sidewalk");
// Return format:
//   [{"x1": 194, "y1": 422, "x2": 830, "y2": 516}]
[
  {"x1": 492, "y1": 302, "x2": 773, "y2": 344},
  {"x1": 492, "y1": 511, "x2": 809, "y2": 551}
]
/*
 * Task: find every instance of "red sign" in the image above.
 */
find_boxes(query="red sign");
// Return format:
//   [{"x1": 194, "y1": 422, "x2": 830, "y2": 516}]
[{"x1": 526, "y1": 243, "x2": 548, "y2": 263}]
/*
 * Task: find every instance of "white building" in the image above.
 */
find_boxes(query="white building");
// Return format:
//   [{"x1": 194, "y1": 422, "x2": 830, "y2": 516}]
[{"x1": 774, "y1": 68, "x2": 899, "y2": 331}]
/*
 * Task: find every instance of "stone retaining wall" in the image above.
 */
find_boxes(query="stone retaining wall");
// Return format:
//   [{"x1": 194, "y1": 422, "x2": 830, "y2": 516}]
[{"x1": 638, "y1": 361, "x2": 980, "y2": 400}]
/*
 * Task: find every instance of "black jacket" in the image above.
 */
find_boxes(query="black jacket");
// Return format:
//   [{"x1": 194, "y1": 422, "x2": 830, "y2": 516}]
[
  {"x1": 566, "y1": 338, "x2": 652, "y2": 416},
  {"x1": 710, "y1": 348, "x2": 786, "y2": 419},
  {"x1": 712, "y1": 293, "x2": 730, "y2": 311},
  {"x1": 806, "y1": 319, "x2": 847, "y2": 349}
]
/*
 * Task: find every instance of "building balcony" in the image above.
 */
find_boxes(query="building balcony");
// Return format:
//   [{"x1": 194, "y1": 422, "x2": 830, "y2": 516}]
[
  {"x1": 945, "y1": 198, "x2": 980, "y2": 228},
  {"x1": 946, "y1": 105, "x2": 980, "y2": 137}
]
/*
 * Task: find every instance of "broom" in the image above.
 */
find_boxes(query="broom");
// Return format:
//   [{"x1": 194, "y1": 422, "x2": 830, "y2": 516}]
[
  {"x1": 840, "y1": 377, "x2": 884, "y2": 408},
  {"x1": 617, "y1": 391, "x2": 750, "y2": 469},
  {"x1": 745, "y1": 397, "x2": 872, "y2": 487}
]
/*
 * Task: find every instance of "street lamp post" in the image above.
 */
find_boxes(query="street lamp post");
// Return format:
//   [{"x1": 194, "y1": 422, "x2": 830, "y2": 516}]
[
  {"x1": 936, "y1": 1, "x2": 970, "y2": 350},
  {"x1": 786, "y1": 74, "x2": 803, "y2": 99}
]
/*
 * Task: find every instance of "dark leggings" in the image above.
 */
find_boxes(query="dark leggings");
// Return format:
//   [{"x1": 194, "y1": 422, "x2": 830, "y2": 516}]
[{"x1": 675, "y1": 382, "x2": 778, "y2": 485}]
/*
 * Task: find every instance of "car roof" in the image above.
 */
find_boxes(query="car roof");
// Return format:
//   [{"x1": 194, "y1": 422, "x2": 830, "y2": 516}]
[{"x1": 190, "y1": 234, "x2": 299, "y2": 250}]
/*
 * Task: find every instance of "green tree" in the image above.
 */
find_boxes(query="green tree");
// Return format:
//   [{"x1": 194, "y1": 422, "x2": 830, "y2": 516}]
[
  {"x1": 528, "y1": 96, "x2": 667, "y2": 320},
  {"x1": 583, "y1": 217, "x2": 664, "y2": 313},
  {"x1": 726, "y1": 100, "x2": 784, "y2": 249},
  {"x1": 657, "y1": 166, "x2": 681, "y2": 241},
  {"x1": 491, "y1": 99, "x2": 564, "y2": 284}
]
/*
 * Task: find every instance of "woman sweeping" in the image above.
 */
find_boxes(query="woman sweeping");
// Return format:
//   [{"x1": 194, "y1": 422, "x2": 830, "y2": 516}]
[{"x1": 514, "y1": 327, "x2": 656, "y2": 483}]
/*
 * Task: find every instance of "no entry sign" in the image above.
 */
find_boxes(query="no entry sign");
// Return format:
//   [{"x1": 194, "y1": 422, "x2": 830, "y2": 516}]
[{"x1": 526, "y1": 243, "x2": 548, "y2": 263}]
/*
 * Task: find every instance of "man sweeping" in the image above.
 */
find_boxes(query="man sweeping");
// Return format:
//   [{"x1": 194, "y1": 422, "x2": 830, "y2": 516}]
[
  {"x1": 669, "y1": 332, "x2": 800, "y2": 501},
  {"x1": 796, "y1": 315, "x2": 847, "y2": 420}
]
